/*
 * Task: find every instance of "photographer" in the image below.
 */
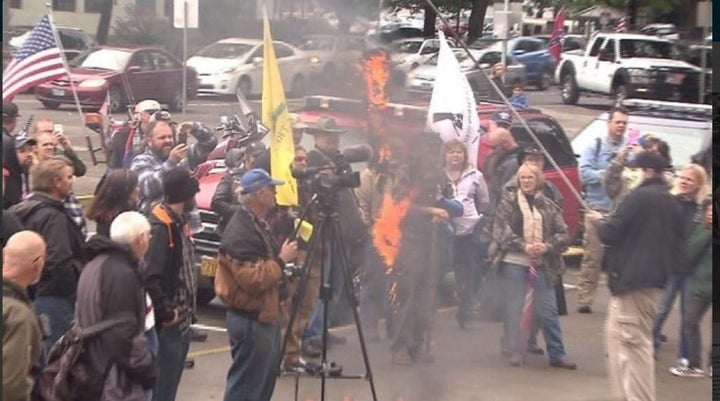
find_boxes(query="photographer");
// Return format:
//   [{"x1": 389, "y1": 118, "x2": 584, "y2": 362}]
[
  {"x1": 301, "y1": 116, "x2": 366, "y2": 350},
  {"x1": 131, "y1": 119, "x2": 218, "y2": 213},
  {"x1": 211, "y1": 141, "x2": 267, "y2": 234},
  {"x1": 216, "y1": 169, "x2": 297, "y2": 401}
]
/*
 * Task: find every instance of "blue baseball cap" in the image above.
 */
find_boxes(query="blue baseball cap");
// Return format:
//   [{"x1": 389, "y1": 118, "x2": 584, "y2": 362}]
[{"x1": 239, "y1": 168, "x2": 284, "y2": 194}]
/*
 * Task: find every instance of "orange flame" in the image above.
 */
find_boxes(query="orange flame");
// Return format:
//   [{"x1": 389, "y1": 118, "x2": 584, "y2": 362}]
[
  {"x1": 372, "y1": 192, "x2": 415, "y2": 271},
  {"x1": 360, "y1": 49, "x2": 390, "y2": 108}
]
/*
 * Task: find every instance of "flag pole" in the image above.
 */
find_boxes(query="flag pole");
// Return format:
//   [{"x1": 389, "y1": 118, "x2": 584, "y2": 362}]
[
  {"x1": 421, "y1": 0, "x2": 587, "y2": 210},
  {"x1": 45, "y1": 3, "x2": 92, "y2": 150}
]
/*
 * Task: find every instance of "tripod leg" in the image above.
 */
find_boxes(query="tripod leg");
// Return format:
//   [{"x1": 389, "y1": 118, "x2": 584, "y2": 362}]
[
  {"x1": 278, "y1": 215, "x2": 326, "y2": 376},
  {"x1": 328, "y1": 217, "x2": 379, "y2": 401}
]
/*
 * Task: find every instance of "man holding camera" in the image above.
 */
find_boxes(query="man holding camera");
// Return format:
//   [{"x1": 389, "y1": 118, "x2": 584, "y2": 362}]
[
  {"x1": 131, "y1": 118, "x2": 217, "y2": 213},
  {"x1": 575, "y1": 106, "x2": 627, "y2": 314},
  {"x1": 216, "y1": 168, "x2": 298, "y2": 401},
  {"x1": 301, "y1": 116, "x2": 367, "y2": 353}
]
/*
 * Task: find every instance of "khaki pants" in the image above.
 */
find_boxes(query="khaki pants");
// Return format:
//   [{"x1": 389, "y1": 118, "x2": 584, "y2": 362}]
[
  {"x1": 281, "y1": 259, "x2": 321, "y2": 363},
  {"x1": 577, "y1": 213, "x2": 604, "y2": 307},
  {"x1": 605, "y1": 288, "x2": 662, "y2": 401}
]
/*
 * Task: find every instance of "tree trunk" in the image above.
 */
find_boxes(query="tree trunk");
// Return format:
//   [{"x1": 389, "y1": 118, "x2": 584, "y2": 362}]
[
  {"x1": 467, "y1": 0, "x2": 490, "y2": 45},
  {"x1": 423, "y1": 4, "x2": 437, "y2": 37},
  {"x1": 96, "y1": 0, "x2": 114, "y2": 45}
]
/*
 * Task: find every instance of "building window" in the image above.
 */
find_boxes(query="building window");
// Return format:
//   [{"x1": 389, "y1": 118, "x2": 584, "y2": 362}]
[
  {"x1": 85, "y1": 0, "x2": 104, "y2": 13},
  {"x1": 9, "y1": 0, "x2": 21, "y2": 9},
  {"x1": 52, "y1": 0, "x2": 76, "y2": 12}
]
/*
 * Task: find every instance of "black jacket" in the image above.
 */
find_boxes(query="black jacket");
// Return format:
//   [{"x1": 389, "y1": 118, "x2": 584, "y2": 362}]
[
  {"x1": 9, "y1": 192, "x2": 87, "y2": 298},
  {"x1": 674, "y1": 195, "x2": 700, "y2": 276},
  {"x1": 108, "y1": 123, "x2": 143, "y2": 169},
  {"x1": 211, "y1": 169, "x2": 243, "y2": 234},
  {"x1": 144, "y1": 203, "x2": 186, "y2": 325},
  {"x1": 220, "y1": 207, "x2": 282, "y2": 266},
  {"x1": 76, "y1": 236, "x2": 155, "y2": 395},
  {"x1": 597, "y1": 177, "x2": 684, "y2": 296},
  {"x1": 2, "y1": 209, "x2": 23, "y2": 246},
  {"x1": 3, "y1": 131, "x2": 25, "y2": 209}
]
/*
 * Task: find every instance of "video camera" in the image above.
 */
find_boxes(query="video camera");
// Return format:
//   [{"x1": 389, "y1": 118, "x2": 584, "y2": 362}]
[{"x1": 290, "y1": 145, "x2": 372, "y2": 198}]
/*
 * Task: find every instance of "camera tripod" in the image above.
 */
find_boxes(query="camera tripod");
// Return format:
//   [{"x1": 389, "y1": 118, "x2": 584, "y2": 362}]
[{"x1": 278, "y1": 195, "x2": 378, "y2": 401}]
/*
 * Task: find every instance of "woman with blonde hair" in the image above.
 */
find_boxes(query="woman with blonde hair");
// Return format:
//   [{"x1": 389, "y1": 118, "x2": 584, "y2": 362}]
[
  {"x1": 653, "y1": 163, "x2": 709, "y2": 364},
  {"x1": 488, "y1": 163, "x2": 576, "y2": 368},
  {"x1": 443, "y1": 139, "x2": 489, "y2": 328}
]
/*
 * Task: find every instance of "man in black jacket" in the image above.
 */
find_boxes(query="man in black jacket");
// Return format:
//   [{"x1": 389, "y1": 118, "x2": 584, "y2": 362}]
[
  {"x1": 588, "y1": 151, "x2": 684, "y2": 401},
  {"x1": 9, "y1": 156, "x2": 87, "y2": 356},
  {"x1": 4, "y1": 131, "x2": 37, "y2": 209},
  {"x1": 144, "y1": 168, "x2": 199, "y2": 401},
  {"x1": 76, "y1": 211, "x2": 155, "y2": 400}
]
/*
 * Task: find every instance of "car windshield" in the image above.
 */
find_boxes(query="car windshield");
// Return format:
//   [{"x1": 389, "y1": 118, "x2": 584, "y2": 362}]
[
  {"x1": 299, "y1": 37, "x2": 334, "y2": 51},
  {"x1": 572, "y1": 116, "x2": 709, "y2": 170},
  {"x1": 196, "y1": 43, "x2": 254, "y2": 59},
  {"x1": 71, "y1": 48, "x2": 131, "y2": 71},
  {"x1": 392, "y1": 41, "x2": 422, "y2": 53},
  {"x1": 619, "y1": 39, "x2": 678, "y2": 59}
]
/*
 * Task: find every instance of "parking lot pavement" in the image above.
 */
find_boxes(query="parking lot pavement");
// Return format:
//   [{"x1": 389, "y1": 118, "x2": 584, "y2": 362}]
[{"x1": 179, "y1": 269, "x2": 712, "y2": 401}]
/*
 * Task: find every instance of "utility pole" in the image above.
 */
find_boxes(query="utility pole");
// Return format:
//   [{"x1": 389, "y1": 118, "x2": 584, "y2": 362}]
[{"x1": 625, "y1": 0, "x2": 637, "y2": 30}]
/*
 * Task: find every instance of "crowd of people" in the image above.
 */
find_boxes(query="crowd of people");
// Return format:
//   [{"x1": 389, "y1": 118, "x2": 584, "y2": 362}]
[{"x1": 1, "y1": 96, "x2": 713, "y2": 401}]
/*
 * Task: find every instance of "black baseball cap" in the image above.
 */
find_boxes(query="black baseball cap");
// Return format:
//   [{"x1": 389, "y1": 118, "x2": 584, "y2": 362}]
[
  {"x1": 630, "y1": 151, "x2": 666, "y2": 171},
  {"x1": 3, "y1": 102, "x2": 19, "y2": 118}
]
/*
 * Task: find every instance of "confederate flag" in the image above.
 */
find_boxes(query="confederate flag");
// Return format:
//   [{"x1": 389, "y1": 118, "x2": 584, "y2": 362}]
[{"x1": 548, "y1": 8, "x2": 566, "y2": 64}]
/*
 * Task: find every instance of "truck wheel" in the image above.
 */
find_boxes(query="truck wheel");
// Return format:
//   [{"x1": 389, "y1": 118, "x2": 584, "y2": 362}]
[
  {"x1": 537, "y1": 70, "x2": 552, "y2": 91},
  {"x1": 613, "y1": 83, "x2": 627, "y2": 105},
  {"x1": 196, "y1": 288, "x2": 216, "y2": 307},
  {"x1": 561, "y1": 74, "x2": 580, "y2": 105},
  {"x1": 41, "y1": 100, "x2": 60, "y2": 110}
]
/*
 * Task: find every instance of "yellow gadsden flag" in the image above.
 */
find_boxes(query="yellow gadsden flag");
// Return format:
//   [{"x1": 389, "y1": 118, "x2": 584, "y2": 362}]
[{"x1": 261, "y1": 6, "x2": 298, "y2": 206}]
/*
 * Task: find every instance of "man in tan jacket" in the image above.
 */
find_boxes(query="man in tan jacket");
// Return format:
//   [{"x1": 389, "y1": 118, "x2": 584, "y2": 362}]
[{"x1": 3, "y1": 231, "x2": 46, "y2": 401}]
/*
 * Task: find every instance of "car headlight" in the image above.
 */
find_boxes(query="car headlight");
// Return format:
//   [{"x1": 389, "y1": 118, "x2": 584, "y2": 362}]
[
  {"x1": 626, "y1": 68, "x2": 653, "y2": 83},
  {"x1": 78, "y1": 79, "x2": 106, "y2": 88},
  {"x1": 310, "y1": 56, "x2": 321, "y2": 64},
  {"x1": 220, "y1": 66, "x2": 238, "y2": 74}
]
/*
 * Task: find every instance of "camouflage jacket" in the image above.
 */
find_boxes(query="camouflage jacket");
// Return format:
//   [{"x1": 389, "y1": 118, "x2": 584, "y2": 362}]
[
  {"x1": 487, "y1": 187, "x2": 568, "y2": 286},
  {"x1": 603, "y1": 155, "x2": 675, "y2": 210}
]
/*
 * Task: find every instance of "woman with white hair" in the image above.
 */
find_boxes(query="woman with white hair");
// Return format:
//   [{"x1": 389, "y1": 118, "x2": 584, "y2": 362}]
[{"x1": 75, "y1": 211, "x2": 156, "y2": 400}]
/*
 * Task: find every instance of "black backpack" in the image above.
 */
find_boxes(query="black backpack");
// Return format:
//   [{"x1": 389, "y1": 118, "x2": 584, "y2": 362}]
[{"x1": 36, "y1": 311, "x2": 135, "y2": 401}]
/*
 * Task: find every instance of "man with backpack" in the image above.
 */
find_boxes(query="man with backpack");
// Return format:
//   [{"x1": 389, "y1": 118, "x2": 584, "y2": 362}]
[
  {"x1": 9, "y1": 156, "x2": 87, "y2": 357},
  {"x1": 3, "y1": 231, "x2": 46, "y2": 401},
  {"x1": 74, "y1": 211, "x2": 156, "y2": 400},
  {"x1": 575, "y1": 106, "x2": 627, "y2": 314}
]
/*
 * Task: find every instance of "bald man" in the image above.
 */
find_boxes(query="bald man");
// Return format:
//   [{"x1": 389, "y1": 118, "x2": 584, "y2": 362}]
[{"x1": 3, "y1": 231, "x2": 46, "y2": 401}]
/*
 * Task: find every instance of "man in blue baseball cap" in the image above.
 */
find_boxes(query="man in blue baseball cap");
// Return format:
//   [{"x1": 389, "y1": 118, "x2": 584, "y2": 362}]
[{"x1": 217, "y1": 168, "x2": 297, "y2": 401}]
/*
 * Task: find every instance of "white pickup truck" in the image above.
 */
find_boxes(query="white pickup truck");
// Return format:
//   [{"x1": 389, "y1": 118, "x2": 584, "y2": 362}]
[{"x1": 555, "y1": 33, "x2": 702, "y2": 105}]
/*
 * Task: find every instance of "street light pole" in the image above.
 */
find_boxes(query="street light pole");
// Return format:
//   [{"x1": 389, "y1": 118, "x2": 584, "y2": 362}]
[{"x1": 501, "y1": 0, "x2": 509, "y2": 67}]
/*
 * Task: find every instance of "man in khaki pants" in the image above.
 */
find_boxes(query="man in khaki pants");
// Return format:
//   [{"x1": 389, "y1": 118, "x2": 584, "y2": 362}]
[
  {"x1": 589, "y1": 151, "x2": 684, "y2": 401},
  {"x1": 576, "y1": 107, "x2": 628, "y2": 313}
]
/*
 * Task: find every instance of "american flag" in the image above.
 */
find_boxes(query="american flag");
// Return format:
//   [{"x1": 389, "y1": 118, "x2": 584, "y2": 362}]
[
  {"x1": 616, "y1": 16, "x2": 628, "y2": 33},
  {"x1": 3, "y1": 16, "x2": 67, "y2": 102}
]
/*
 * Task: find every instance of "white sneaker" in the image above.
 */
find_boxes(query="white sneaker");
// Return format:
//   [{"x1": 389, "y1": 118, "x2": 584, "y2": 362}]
[
  {"x1": 678, "y1": 358, "x2": 689, "y2": 367},
  {"x1": 669, "y1": 365, "x2": 705, "y2": 378}
]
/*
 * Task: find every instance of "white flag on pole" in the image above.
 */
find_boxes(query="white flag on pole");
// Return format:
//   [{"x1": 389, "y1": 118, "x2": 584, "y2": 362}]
[{"x1": 426, "y1": 31, "x2": 481, "y2": 168}]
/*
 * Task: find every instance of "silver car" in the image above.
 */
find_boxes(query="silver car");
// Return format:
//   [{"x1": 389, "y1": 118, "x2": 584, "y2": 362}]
[
  {"x1": 297, "y1": 35, "x2": 368, "y2": 79},
  {"x1": 405, "y1": 48, "x2": 526, "y2": 98}
]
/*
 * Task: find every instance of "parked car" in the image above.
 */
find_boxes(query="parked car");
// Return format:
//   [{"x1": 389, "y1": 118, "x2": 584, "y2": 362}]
[
  {"x1": 374, "y1": 23, "x2": 424, "y2": 43},
  {"x1": 639, "y1": 23, "x2": 680, "y2": 41},
  {"x1": 572, "y1": 99, "x2": 711, "y2": 172},
  {"x1": 390, "y1": 37, "x2": 449, "y2": 72},
  {"x1": 555, "y1": 32, "x2": 702, "y2": 105},
  {"x1": 186, "y1": 38, "x2": 318, "y2": 97},
  {"x1": 406, "y1": 48, "x2": 526, "y2": 98},
  {"x1": 534, "y1": 34, "x2": 588, "y2": 53},
  {"x1": 35, "y1": 46, "x2": 197, "y2": 113},
  {"x1": 8, "y1": 25, "x2": 95, "y2": 61},
  {"x1": 297, "y1": 34, "x2": 367, "y2": 79},
  {"x1": 486, "y1": 37, "x2": 556, "y2": 90}
]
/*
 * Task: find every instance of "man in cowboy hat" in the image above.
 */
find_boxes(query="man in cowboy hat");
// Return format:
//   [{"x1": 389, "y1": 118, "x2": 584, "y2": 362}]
[{"x1": 301, "y1": 116, "x2": 366, "y2": 353}]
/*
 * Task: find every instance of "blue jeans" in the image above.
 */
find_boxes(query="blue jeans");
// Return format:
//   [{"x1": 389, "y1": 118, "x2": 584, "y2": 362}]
[
  {"x1": 359, "y1": 242, "x2": 390, "y2": 331},
  {"x1": 153, "y1": 326, "x2": 190, "y2": 401},
  {"x1": 652, "y1": 274, "x2": 693, "y2": 357},
  {"x1": 303, "y1": 245, "x2": 348, "y2": 342},
  {"x1": 501, "y1": 263, "x2": 566, "y2": 361},
  {"x1": 34, "y1": 296, "x2": 75, "y2": 360},
  {"x1": 223, "y1": 310, "x2": 281, "y2": 401}
]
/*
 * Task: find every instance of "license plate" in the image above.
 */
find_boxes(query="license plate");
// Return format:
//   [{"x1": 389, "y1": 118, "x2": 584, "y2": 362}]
[
  {"x1": 51, "y1": 88, "x2": 65, "y2": 96},
  {"x1": 200, "y1": 257, "x2": 218, "y2": 277},
  {"x1": 665, "y1": 73, "x2": 684, "y2": 85}
]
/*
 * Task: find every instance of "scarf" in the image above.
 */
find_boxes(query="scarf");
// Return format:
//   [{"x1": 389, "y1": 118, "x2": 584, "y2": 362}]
[{"x1": 517, "y1": 189, "x2": 543, "y2": 252}]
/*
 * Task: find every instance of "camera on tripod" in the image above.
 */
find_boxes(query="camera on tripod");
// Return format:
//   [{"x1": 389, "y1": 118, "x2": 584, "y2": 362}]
[{"x1": 290, "y1": 145, "x2": 372, "y2": 197}]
